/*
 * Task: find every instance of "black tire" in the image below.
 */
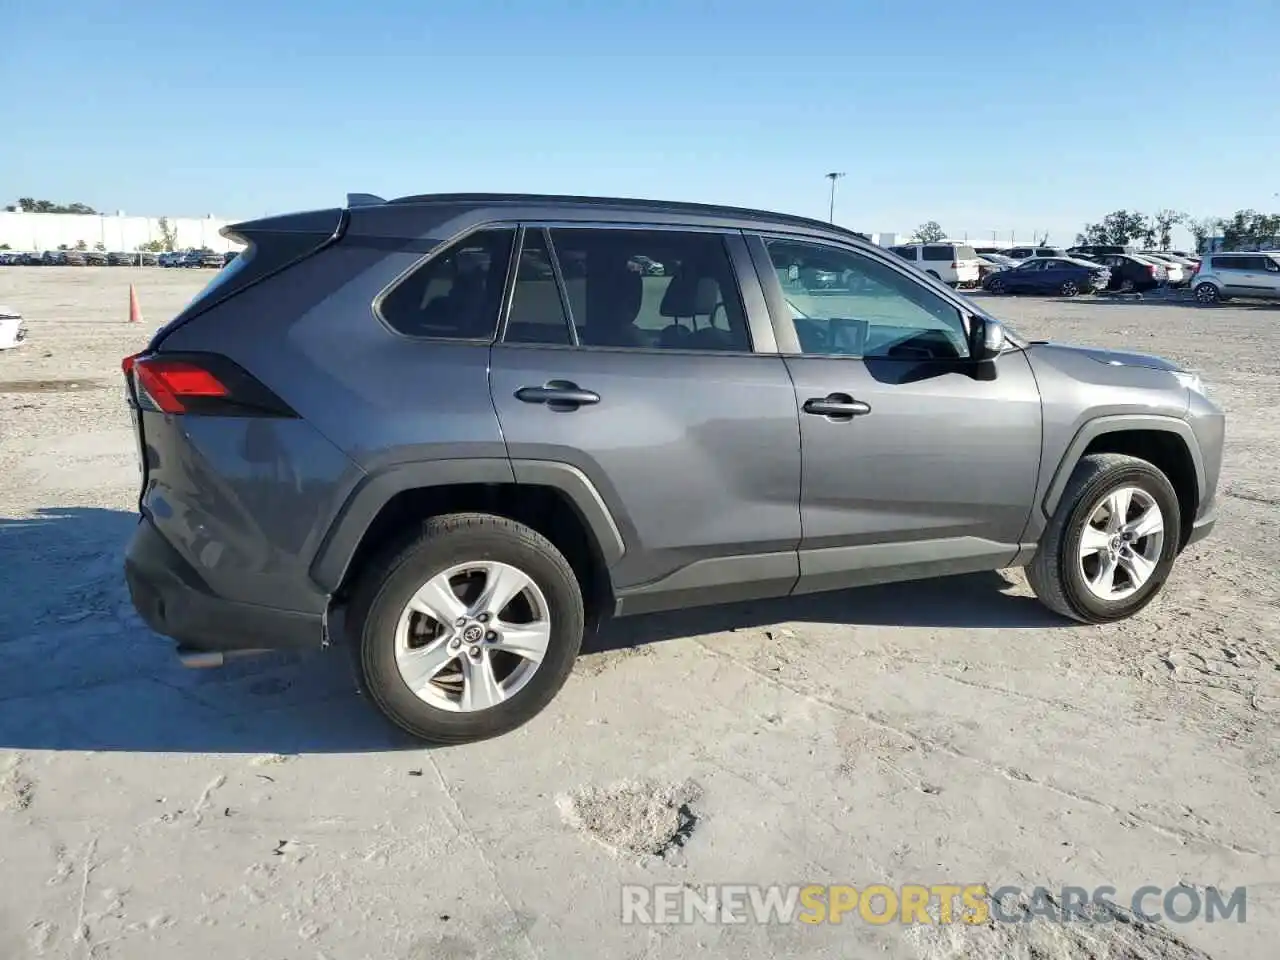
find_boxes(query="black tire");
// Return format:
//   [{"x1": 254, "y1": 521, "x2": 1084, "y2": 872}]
[
  {"x1": 350, "y1": 512, "x2": 584, "y2": 744},
  {"x1": 1026, "y1": 453, "x2": 1181, "y2": 624},
  {"x1": 988, "y1": 277, "x2": 1007, "y2": 295},
  {"x1": 1194, "y1": 282, "x2": 1220, "y2": 304},
  {"x1": 1060, "y1": 280, "x2": 1079, "y2": 297}
]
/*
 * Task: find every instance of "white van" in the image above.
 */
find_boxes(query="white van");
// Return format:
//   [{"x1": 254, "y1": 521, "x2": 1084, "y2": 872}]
[{"x1": 887, "y1": 243, "x2": 982, "y2": 288}]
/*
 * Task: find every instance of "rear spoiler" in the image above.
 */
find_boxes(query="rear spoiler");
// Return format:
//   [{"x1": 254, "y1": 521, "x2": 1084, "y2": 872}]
[{"x1": 151, "y1": 207, "x2": 348, "y2": 349}]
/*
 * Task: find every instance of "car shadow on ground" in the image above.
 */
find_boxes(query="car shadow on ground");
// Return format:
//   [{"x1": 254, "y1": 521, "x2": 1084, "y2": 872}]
[{"x1": 0, "y1": 507, "x2": 1066, "y2": 755}]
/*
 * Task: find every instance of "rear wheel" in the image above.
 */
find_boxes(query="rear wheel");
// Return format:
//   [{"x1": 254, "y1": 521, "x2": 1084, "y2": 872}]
[
  {"x1": 351, "y1": 513, "x2": 584, "y2": 744},
  {"x1": 1060, "y1": 279, "x2": 1079, "y2": 297},
  {"x1": 1118, "y1": 278, "x2": 1136, "y2": 294},
  {"x1": 1194, "y1": 282, "x2": 1220, "y2": 304},
  {"x1": 1027, "y1": 454, "x2": 1180, "y2": 624}
]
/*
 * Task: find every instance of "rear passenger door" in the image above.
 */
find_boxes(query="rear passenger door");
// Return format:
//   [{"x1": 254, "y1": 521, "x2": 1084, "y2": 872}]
[{"x1": 488, "y1": 225, "x2": 803, "y2": 610}]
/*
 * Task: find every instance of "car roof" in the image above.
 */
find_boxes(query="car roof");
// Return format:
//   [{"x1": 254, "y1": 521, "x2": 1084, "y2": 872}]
[{"x1": 382, "y1": 191, "x2": 866, "y2": 238}]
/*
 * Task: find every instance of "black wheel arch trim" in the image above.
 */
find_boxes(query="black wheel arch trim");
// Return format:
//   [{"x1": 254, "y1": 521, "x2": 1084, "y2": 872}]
[
  {"x1": 1041, "y1": 415, "x2": 1205, "y2": 520},
  {"x1": 310, "y1": 457, "x2": 625, "y2": 594}
]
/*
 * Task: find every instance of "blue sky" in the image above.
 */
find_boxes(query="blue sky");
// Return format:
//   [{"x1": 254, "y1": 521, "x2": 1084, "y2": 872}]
[{"x1": 5, "y1": 0, "x2": 1278, "y2": 245}]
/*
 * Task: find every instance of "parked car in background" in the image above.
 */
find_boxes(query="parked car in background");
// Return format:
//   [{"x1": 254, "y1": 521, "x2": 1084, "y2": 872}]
[
  {"x1": 1191, "y1": 252, "x2": 1280, "y2": 303},
  {"x1": 982, "y1": 256, "x2": 1110, "y2": 296},
  {"x1": 976, "y1": 253, "x2": 1016, "y2": 283},
  {"x1": 196, "y1": 249, "x2": 224, "y2": 268},
  {"x1": 1083, "y1": 253, "x2": 1167, "y2": 293},
  {"x1": 85, "y1": 250, "x2": 108, "y2": 267},
  {"x1": 108, "y1": 251, "x2": 135, "y2": 266},
  {"x1": 1137, "y1": 252, "x2": 1193, "y2": 286},
  {"x1": 886, "y1": 242, "x2": 982, "y2": 288},
  {"x1": 223, "y1": 250, "x2": 240, "y2": 267},
  {"x1": 1005, "y1": 246, "x2": 1067, "y2": 261}
]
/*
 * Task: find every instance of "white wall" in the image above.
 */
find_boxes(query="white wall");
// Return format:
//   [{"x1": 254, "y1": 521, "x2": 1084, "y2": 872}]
[{"x1": 0, "y1": 212, "x2": 244, "y2": 253}]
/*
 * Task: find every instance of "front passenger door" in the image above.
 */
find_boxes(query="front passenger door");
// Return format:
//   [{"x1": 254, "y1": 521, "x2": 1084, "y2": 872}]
[{"x1": 750, "y1": 235, "x2": 1043, "y2": 595}]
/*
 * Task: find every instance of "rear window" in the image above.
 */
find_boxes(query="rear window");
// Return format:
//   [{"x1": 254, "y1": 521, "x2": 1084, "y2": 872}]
[
  {"x1": 378, "y1": 229, "x2": 515, "y2": 339},
  {"x1": 953, "y1": 245, "x2": 977, "y2": 260},
  {"x1": 921, "y1": 245, "x2": 952, "y2": 261}
]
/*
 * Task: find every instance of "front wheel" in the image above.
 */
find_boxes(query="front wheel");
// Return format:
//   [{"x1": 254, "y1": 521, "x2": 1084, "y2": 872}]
[
  {"x1": 351, "y1": 513, "x2": 585, "y2": 744},
  {"x1": 1060, "y1": 280, "x2": 1079, "y2": 297},
  {"x1": 1027, "y1": 454, "x2": 1181, "y2": 624},
  {"x1": 988, "y1": 277, "x2": 1007, "y2": 295}
]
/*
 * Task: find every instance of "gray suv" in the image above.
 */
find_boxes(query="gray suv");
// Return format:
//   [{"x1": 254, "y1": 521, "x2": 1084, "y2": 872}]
[
  {"x1": 122, "y1": 193, "x2": 1225, "y2": 744},
  {"x1": 1191, "y1": 251, "x2": 1280, "y2": 303}
]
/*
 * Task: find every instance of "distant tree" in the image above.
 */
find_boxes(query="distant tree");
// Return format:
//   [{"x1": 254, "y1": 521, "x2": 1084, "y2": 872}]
[
  {"x1": 57, "y1": 244, "x2": 69, "y2": 251},
  {"x1": 1078, "y1": 210, "x2": 1148, "y2": 246},
  {"x1": 9, "y1": 197, "x2": 99, "y2": 214},
  {"x1": 0, "y1": 243, "x2": 10, "y2": 250},
  {"x1": 1150, "y1": 210, "x2": 1185, "y2": 251},
  {"x1": 94, "y1": 241, "x2": 106, "y2": 251},
  {"x1": 74, "y1": 239, "x2": 87, "y2": 251},
  {"x1": 912, "y1": 221, "x2": 947, "y2": 243},
  {"x1": 137, "y1": 240, "x2": 167, "y2": 253},
  {"x1": 157, "y1": 217, "x2": 178, "y2": 252},
  {"x1": 1187, "y1": 217, "x2": 1221, "y2": 254},
  {"x1": 1215, "y1": 209, "x2": 1280, "y2": 250}
]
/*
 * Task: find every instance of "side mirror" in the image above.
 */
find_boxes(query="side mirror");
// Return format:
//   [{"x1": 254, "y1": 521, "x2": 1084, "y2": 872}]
[{"x1": 969, "y1": 316, "x2": 1005, "y2": 361}]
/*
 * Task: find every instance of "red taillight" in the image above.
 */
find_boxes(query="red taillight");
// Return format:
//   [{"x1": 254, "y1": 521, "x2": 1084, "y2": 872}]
[
  {"x1": 1148, "y1": 265, "x2": 1156, "y2": 277},
  {"x1": 128, "y1": 357, "x2": 229, "y2": 413},
  {"x1": 122, "y1": 352, "x2": 293, "y2": 418}
]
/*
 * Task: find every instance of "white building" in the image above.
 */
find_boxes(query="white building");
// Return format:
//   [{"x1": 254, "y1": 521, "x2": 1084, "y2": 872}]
[{"x1": 0, "y1": 211, "x2": 243, "y2": 254}]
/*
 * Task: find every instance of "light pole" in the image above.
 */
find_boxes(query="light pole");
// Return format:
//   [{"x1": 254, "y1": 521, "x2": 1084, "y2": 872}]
[{"x1": 825, "y1": 172, "x2": 846, "y2": 223}]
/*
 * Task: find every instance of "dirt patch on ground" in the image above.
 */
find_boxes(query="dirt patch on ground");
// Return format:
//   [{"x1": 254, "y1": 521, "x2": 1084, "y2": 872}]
[
  {"x1": 906, "y1": 892, "x2": 1215, "y2": 960},
  {"x1": 0, "y1": 754, "x2": 34, "y2": 812},
  {"x1": 0, "y1": 378, "x2": 102, "y2": 393},
  {"x1": 557, "y1": 779, "x2": 701, "y2": 858}
]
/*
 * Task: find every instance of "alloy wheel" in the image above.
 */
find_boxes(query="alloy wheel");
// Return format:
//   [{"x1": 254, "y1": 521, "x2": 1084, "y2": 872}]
[
  {"x1": 1195, "y1": 283, "x2": 1219, "y2": 304},
  {"x1": 1077, "y1": 486, "x2": 1165, "y2": 602},
  {"x1": 394, "y1": 561, "x2": 551, "y2": 712}
]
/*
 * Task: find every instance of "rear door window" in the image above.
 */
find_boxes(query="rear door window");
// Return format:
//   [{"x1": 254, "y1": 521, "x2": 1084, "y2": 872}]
[{"x1": 504, "y1": 227, "x2": 753, "y2": 352}]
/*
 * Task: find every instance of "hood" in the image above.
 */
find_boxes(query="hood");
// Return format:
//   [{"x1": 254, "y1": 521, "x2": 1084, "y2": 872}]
[{"x1": 1027, "y1": 341, "x2": 1184, "y2": 373}]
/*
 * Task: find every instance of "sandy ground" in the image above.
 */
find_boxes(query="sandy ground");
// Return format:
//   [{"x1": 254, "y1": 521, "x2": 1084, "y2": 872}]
[{"x1": 0, "y1": 267, "x2": 1276, "y2": 960}]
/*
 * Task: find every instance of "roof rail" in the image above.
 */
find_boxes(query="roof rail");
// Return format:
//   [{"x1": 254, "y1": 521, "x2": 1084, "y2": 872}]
[
  {"x1": 384, "y1": 192, "x2": 865, "y2": 240},
  {"x1": 346, "y1": 193, "x2": 386, "y2": 208}
]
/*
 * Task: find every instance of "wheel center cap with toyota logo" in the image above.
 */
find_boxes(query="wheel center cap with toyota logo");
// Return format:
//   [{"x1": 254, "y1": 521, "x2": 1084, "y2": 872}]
[{"x1": 462, "y1": 623, "x2": 485, "y2": 643}]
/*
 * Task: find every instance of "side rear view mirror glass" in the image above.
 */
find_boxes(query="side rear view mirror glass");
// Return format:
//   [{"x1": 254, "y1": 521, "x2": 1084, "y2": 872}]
[{"x1": 969, "y1": 317, "x2": 1005, "y2": 361}]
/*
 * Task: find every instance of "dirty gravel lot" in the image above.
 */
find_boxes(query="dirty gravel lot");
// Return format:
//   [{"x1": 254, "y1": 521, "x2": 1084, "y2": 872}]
[{"x1": 0, "y1": 267, "x2": 1276, "y2": 959}]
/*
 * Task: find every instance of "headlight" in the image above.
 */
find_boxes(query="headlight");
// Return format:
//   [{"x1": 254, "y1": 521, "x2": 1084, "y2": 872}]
[{"x1": 1173, "y1": 371, "x2": 1207, "y2": 396}]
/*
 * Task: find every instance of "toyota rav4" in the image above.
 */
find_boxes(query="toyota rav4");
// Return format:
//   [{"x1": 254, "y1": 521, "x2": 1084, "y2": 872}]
[{"x1": 122, "y1": 192, "x2": 1225, "y2": 744}]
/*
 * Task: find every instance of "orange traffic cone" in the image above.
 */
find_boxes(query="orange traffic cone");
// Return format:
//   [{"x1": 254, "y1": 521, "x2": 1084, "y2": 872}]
[{"x1": 128, "y1": 284, "x2": 143, "y2": 324}]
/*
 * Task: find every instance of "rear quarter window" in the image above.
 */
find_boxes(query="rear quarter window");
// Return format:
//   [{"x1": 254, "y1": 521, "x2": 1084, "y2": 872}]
[
  {"x1": 921, "y1": 245, "x2": 952, "y2": 261},
  {"x1": 378, "y1": 229, "x2": 515, "y2": 339}
]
